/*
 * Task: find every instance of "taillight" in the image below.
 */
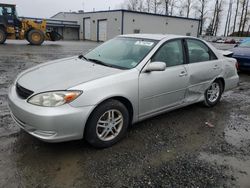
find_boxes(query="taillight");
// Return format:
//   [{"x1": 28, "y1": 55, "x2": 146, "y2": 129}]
[{"x1": 235, "y1": 61, "x2": 239, "y2": 70}]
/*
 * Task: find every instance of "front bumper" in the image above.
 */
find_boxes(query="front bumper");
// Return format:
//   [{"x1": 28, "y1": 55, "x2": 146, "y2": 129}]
[{"x1": 8, "y1": 85, "x2": 94, "y2": 143}]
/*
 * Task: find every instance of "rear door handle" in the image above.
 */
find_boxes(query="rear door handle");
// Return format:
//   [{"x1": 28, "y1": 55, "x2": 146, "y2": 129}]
[{"x1": 179, "y1": 71, "x2": 188, "y2": 77}]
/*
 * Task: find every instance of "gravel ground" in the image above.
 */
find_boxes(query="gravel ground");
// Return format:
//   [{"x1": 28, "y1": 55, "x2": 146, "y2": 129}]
[{"x1": 0, "y1": 40, "x2": 249, "y2": 188}]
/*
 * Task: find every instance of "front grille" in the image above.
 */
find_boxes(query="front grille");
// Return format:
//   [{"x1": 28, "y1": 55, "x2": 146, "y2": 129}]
[{"x1": 16, "y1": 83, "x2": 34, "y2": 99}]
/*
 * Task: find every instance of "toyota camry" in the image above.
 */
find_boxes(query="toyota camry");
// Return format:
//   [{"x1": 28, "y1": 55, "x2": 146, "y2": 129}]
[{"x1": 8, "y1": 34, "x2": 239, "y2": 148}]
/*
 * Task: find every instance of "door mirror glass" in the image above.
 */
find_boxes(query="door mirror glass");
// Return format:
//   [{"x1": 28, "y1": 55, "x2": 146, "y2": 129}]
[{"x1": 145, "y1": 62, "x2": 166, "y2": 72}]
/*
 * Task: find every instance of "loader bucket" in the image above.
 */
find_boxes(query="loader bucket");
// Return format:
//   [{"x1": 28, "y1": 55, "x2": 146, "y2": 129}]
[{"x1": 46, "y1": 31, "x2": 63, "y2": 41}]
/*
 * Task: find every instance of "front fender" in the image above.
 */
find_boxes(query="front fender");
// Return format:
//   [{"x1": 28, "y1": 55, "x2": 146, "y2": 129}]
[{"x1": 69, "y1": 69, "x2": 140, "y2": 122}]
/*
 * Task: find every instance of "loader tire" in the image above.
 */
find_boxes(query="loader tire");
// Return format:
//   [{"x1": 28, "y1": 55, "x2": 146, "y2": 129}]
[
  {"x1": 0, "y1": 28, "x2": 7, "y2": 44},
  {"x1": 27, "y1": 29, "x2": 45, "y2": 45}
]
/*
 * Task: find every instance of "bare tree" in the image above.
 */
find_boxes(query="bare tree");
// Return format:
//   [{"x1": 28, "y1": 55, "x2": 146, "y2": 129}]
[
  {"x1": 152, "y1": 0, "x2": 162, "y2": 13},
  {"x1": 226, "y1": 0, "x2": 233, "y2": 36},
  {"x1": 162, "y1": 0, "x2": 170, "y2": 15},
  {"x1": 209, "y1": 0, "x2": 224, "y2": 36},
  {"x1": 161, "y1": 0, "x2": 178, "y2": 15},
  {"x1": 126, "y1": 0, "x2": 139, "y2": 11},
  {"x1": 213, "y1": 0, "x2": 224, "y2": 36},
  {"x1": 241, "y1": 0, "x2": 250, "y2": 36},
  {"x1": 169, "y1": 0, "x2": 178, "y2": 15},
  {"x1": 238, "y1": 0, "x2": 247, "y2": 36},
  {"x1": 232, "y1": 0, "x2": 240, "y2": 34},
  {"x1": 185, "y1": 0, "x2": 193, "y2": 18},
  {"x1": 224, "y1": 0, "x2": 233, "y2": 36},
  {"x1": 194, "y1": 0, "x2": 210, "y2": 35},
  {"x1": 123, "y1": 0, "x2": 165, "y2": 14},
  {"x1": 211, "y1": 0, "x2": 218, "y2": 35},
  {"x1": 138, "y1": 0, "x2": 145, "y2": 11},
  {"x1": 176, "y1": 0, "x2": 192, "y2": 18},
  {"x1": 145, "y1": 0, "x2": 151, "y2": 12}
]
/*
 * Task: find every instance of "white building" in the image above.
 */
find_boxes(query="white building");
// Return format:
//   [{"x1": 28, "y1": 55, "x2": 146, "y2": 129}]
[{"x1": 52, "y1": 10, "x2": 200, "y2": 42}]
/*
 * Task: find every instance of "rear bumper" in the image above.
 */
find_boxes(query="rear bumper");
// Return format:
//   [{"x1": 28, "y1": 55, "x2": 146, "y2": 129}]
[
  {"x1": 8, "y1": 85, "x2": 94, "y2": 143},
  {"x1": 224, "y1": 75, "x2": 239, "y2": 91}
]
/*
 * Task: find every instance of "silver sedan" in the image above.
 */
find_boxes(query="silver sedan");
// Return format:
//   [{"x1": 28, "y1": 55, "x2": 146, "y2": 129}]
[{"x1": 8, "y1": 34, "x2": 239, "y2": 148}]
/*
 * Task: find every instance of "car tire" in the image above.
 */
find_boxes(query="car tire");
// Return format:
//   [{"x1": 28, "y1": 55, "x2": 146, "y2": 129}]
[
  {"x1": 27, "y1": 29, "x2": 45, "y2": 45},
  {"x1": 204, "y1": 80, "x2": 223, "y2": 107},
  {"x1": 0, "y1": 28, "x2": 7, "y2": 44},
  {"x1": 85, "y1": 99, "x2": 129, "y2": 148}
]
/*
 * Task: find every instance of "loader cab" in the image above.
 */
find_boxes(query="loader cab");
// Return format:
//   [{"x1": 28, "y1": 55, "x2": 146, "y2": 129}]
[{"x1": 0, "y1": 3, "x2": 20, "y2": 27}]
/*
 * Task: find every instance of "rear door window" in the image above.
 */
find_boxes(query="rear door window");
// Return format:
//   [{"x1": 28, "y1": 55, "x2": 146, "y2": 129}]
[{"x1": 186, "y1": 39, "x2": 217, "y2": 63}]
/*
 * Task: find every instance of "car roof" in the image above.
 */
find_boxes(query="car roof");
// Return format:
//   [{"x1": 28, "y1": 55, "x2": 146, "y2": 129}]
[{"x1": 119, "y1": 34, "x2": 196, "y2": 41}]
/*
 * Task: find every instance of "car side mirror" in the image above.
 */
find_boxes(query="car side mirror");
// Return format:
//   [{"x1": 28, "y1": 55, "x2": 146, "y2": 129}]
[
  {"x1": 234, "y1": 44, "x2": 238, "y2": 48},
  {"x1": 145, "y1": 62, "x2": 166, "y2": 72}
]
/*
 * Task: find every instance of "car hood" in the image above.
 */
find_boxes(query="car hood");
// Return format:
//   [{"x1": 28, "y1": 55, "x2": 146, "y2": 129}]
[
  {"x1": 232, "y1": 47, "x2": 250, "y2": 58},
  {"x1": 17, "y1": 57, "x2": 123, "y2": 92}
]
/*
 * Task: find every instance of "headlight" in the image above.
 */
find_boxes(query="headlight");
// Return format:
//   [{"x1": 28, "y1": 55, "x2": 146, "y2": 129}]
[{"x1": 28, "y1": 91, "x2": 82, "y2": 107}]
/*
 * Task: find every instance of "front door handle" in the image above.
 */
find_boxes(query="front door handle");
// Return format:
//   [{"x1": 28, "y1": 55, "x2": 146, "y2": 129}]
[{"x1": 179, "y1": 71, "x2": 187, "y2": 77}]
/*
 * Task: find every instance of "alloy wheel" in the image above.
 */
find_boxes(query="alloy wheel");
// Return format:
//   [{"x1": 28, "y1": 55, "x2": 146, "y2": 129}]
[
  {"x1": 207, "y1": 82, "x2": 220, "y2": 103},
  {"x1": 96, "y1": 109, "x2": 124, "y2": 141}
]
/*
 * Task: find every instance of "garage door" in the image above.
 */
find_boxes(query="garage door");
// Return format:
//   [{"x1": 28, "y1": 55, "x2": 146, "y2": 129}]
[
  {"x1": 84, "y1": 18, "x2": 91, "y2": 40},
  {"x1": 98, "y1": 20, "x2": 107, "y2": 42}
]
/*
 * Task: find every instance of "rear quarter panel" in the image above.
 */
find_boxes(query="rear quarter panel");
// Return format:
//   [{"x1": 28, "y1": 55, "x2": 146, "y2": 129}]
[{"x1": 220, "y1": 57, "x2": 239, "y2": 91}]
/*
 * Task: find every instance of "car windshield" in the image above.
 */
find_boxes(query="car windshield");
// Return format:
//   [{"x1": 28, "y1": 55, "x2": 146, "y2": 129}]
[
  {"x1": 84, "y1": 37, "x2": 158, "y2": 69},
  {"x1": 239, "y1": 41, "x2": 250, "y2": 48}
]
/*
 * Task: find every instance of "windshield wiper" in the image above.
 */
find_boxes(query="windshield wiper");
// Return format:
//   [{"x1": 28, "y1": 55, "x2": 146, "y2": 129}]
[
  {"x1": 78, "y1": 54, "x2": 90, "y2": 61},
  {"x1": 88, "y1": 58, "x2": 114, "y2": 68},
  {"x1": 79, "y1": 56, "x2": 129, "y2": 70}
]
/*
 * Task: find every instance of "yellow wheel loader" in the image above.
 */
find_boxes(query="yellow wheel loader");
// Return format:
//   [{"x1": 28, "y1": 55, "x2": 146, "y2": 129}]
[{"x1": 0, "y1": 3, "x2": 63, "y2": 45}]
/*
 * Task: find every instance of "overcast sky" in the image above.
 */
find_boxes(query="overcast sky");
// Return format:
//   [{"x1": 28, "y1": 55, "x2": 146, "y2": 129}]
[{"x1": 2, "y1": 0, "x2": 125, "y2": 18}]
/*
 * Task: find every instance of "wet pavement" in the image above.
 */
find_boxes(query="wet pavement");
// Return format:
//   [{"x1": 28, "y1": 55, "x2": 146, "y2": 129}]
[{"x1": 0, "y1": 40, "x2": 250, "y2": 188}]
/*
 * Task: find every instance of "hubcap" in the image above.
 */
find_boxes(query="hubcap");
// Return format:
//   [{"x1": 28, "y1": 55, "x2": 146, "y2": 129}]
[
  {"x1": 96, "y1": 110, "x2": 123, "y2": 141},
  {"x1": 207, "y1": 82, "x2": 220, "y2": 103},
  {"x1": 31, "y1": 33, "x2": 41, "y2": 42}
]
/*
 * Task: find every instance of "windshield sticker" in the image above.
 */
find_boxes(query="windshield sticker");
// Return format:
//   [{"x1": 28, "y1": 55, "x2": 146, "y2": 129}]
[{"x1": 135, "y1": 41, "x2": 154, "y2": 47}]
